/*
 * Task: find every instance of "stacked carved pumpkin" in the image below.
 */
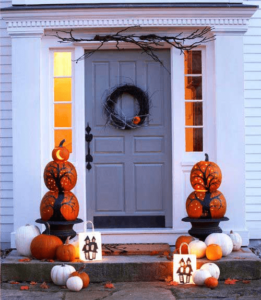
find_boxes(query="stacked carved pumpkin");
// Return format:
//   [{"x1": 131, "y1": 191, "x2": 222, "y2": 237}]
[
  {"x1": 186, "y1": 154, "x2": 227, "y2": 219},
  {"x1": 40, "y1": 140, "x2": 79, "y2": 222}
]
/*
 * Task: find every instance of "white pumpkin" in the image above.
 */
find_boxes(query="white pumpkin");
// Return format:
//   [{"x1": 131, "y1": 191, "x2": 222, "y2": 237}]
[
  {"x1": 189, "y1": 240, "x2": 207, "y2": 258},
  {"x1": 200, "y1": 263, "x2": 220, "y2": 279},
  {"x1": 228, "y1": 230, "x2": 242, "y2": 251},
  {"x1": 205, "y1": 233, "x2": 233, "y2": 257},
  {"x1": 192, "y1": 269, "x2": 211, "y2": 286},
  {"x1": 15, "y1": 224, "x2": 40, "y2": 256},
  {"x1": 51, "y1": 264, "x2": 76, "y2": 285},
  {"x1": 66, "y1": 276, "x2": 83, "y2": 292}
]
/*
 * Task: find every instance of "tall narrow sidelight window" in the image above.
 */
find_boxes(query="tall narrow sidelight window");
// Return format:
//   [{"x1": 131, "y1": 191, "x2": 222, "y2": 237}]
[
  {"x1": 184, "y1": 51, "x2": 203, "y2": 152},
  {"x1": 53, "y1": 52, "x2": 73, "y2": 152}
]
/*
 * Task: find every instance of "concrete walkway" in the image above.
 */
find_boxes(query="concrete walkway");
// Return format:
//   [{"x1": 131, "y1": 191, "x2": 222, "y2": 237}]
[{"x1": 1, "y1": 280, "x2": 261, "y2": 300}]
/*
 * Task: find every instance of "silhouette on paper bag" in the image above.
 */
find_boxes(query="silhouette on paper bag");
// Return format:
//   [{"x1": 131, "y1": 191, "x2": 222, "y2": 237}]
[{"x1": 82, "y1": 235, "x2": 98, "y2": 260}]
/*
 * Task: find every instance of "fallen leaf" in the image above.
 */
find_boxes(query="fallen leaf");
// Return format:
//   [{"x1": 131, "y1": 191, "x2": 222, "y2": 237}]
[
  {"x1": 104, "y1": 282, "x2": 115, "y2": 289},
  {"x1": 20, "y1": 286, "x2": 29, "y2": 290},
  {"x1": 150, "y1": 251, "x2": 159, "y2": 256},
  {"x1": 18, "y1": 258, "x2": 31, "y2": 262},
  {"x1": 47, "y1": 259, "x2": 54, "y2": 262},
  {"x1": 40, "y1": 282, "x2": 49, "y2": 289},
  {"x1": 166, "y1": 256, "x2": 172, "y2": 261},
  {"x1": 242, "y1": 280, "x2": 250, "y2": 284},
  {"x1": 164, "y1": 276, "x2": 173, "y2": 283},
  {"x1": 61, "y1": 285, "x2": 67, "y2": 289},
  {"x1": 164, "y1": 251, "x2": 170, "y2": 256},
  {"x1": 224, "y1": 278, "x2": 239, "y2": 285},
  {"x1": 234, "y1": 257, "x2": 246, "y2": 260},
  {"x1": 30, "y1": 281, "x2": 37, "y2": 285},
  {"x1": 167, "y1": 281, "x2": 179, "y2": 286},
  {"x1": 10, "y1": 281, "x2": 20, "y2": 284}
]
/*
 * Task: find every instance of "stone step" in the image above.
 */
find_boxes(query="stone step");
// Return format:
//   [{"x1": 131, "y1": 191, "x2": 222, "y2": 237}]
[{"x1": 1, "y1": 248, "x2": 261, "y2": 283}]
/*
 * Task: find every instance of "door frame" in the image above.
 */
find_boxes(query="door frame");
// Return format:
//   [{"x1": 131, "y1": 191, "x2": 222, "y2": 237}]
[{"x1": 42, "y1": 36, "x2": 215, "y2": 243}]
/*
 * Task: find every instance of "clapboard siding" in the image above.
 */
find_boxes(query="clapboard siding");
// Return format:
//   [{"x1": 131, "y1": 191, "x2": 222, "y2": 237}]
[
  {"x1": 0, "y1": 0, "x2": 13, "y2": 250},
  {"x1": 244, "y1": 0, "x2": 261, "y2": 240}
]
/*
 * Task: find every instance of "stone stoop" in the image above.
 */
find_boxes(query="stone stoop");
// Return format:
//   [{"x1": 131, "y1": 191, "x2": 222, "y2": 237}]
[{"x1": 1, "y1": 248, "x2": 261, "y2": 283}]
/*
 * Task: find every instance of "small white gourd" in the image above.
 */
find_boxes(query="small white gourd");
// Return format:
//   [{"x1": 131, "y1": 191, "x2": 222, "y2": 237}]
[
  {"x1": 66, "y1": 276, "x2": 83, "y2": 292},
  {"x1": 205, "y1": 233, "x2": 233, "y2": 256},
  {"x1": 228, "y1": 231, "x2": 242, "y2": 251},
  {"x1": 15, "y1": 224, "x2": 41, "y2": 256},
  {"x1": 200, "y1": 263, "x2": 220, "y2": 279},
  {"x1": 51, "y1": 264, "x2": 76, "y2": 285},
  {"x1": 192, "y1": 269, "x2": 211, "y2": 286},
  {"x1": 188, "y1": 239, "x2": 207, "y2": 258}
]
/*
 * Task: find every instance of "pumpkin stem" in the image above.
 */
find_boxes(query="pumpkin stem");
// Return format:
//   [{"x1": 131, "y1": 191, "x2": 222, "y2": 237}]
[
  {"x1": 65, "y1": 236, "x2": 71, "y2": 245},
  {"x1": 59, "y1": 139, "x2": 66, "y2": 147},
  {"x1": 205, "y1": 153, "x2": 209, "y2": 162},
  {"x1": 230, "y1": 230, "x2": 233, "y2": 234},
  {"x1": 78, "y1": 265, "x2": 85, "y2": 273}
]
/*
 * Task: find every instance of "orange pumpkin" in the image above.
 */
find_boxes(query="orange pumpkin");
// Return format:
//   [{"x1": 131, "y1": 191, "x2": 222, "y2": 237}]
[
  {"x1": 30, "y1": 223, "x2": 63, "y2": 260},
  {"x1": 56, "y1": 236, "x2": 76, "y2": 262},
  {"x1": 186, "y1": 190, "x2": 226, "y2": 219},
  {"x1": 40, "y1": 190, "x2": 79, "y2": 222},
  {"x1": 44, "y1": 161, "x2": 77, "y2": 192},
  {"x1": 175, "y1": 235, "x2": 194, "y2": 254},
  {"x1": 190, "y1": 154, "x2": 222, "y2": 193},
  {"x1": 69, "y1": 267, "x2": 90, "y2": 288},
  {"x1": 205, "y1": 277, "x2": 218, "y2": 289},
  {"x1": 206, "y1": 244, "x2": 222, "y2": 261},
  {"x1": 132, "y1": 116, "x2": 141, "y2": 125},
  {"x1": 52, "y1": 139, "x2": 70, "y2": 162}
]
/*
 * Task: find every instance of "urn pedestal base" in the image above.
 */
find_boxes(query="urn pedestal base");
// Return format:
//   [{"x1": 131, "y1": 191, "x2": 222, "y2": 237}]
[
  {"x1": 181, "y1": 217, "x2": 229, "y2": 241},
  {"x1": 36, "y1": 218, "x2": 83, "y2": 243}
]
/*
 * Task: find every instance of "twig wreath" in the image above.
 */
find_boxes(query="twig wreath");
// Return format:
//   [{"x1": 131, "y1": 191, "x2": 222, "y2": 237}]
[{"x1": 104, "y1": 84, "x2": 150, "y2": 130}]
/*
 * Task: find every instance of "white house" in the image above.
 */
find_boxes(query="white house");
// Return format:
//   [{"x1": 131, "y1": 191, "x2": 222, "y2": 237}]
[{"x1": 1, "y1": 0, "x2": 261, "y2": 249}]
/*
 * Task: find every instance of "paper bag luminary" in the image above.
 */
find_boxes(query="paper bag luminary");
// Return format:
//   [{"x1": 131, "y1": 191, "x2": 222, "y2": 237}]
[
  {"x1": 173, "y1": 242, "x2": 196, "y2": 284},
  {"x1": 79, "y1": 221, "x2": 102, "y2": 261}
]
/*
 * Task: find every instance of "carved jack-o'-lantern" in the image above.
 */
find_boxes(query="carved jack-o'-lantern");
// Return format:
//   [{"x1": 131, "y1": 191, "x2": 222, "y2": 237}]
[
  {"x1": 44, "y1": 161, "x2": 77, "y2": 192},
  {"x1": 40, "y1": 190, "x2": 79, "y2": 221},
  {"x1": 52, "y1": 139, "x2": 70, "y2": 162},
  {"x1": 190, "y1": 154, "x2": 222, "y2": 193},
  {"x1": 186, "y1": 190, "x2": 226, "y2": 219}
]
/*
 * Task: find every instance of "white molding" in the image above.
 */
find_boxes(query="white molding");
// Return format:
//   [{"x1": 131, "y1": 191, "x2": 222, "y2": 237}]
[
  {"x1": 5, "y1": 18, "x2": 250, "y2": 30},
  {"x1": 12, "y1": 0, "x2": 244, "y2": 5},
  {"x1": 2, "y1": 5, "x2": 257, "y2": 37}
]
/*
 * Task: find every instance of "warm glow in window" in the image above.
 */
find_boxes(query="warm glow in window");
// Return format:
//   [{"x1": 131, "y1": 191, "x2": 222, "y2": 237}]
[
  {"x1": 53, "y1": 52, "x2": 72, "y2": 153},
  {"x1": 184, "y1": 51, "x2": 203, "y2": 152}
]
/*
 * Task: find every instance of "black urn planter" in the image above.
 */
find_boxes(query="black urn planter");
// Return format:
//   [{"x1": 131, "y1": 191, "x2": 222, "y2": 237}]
[
  {"x1": 36, "y1": 218, "x2": 83, "y2": 243},
  {"x1": 182, "y1": 217, "x2": 229, "y2": 241}
]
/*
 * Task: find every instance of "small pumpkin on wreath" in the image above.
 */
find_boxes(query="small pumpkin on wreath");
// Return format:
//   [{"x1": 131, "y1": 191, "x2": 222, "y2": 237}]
[
  {"x1": 104, "y1": 84, "x2": 150, "y2": 130},
  {"x1": 132, "y1": 116, "x2": 141, "y2": 125}
]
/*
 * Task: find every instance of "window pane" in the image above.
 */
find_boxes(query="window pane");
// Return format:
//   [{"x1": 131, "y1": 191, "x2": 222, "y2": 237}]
[
  {"x1": 185, "y1": 76, "x2": 202, "y2": 100},
  {"x1": 185, "y1": 102, "x2": 203, "y2": 126},
  {"x1": 185, "y1": 128, "x2": 203, "y2": 152},
  {"x1": 54, "y1": 103, "x2": 72, "y2": 127},
  {"x1": 54, "y1": 52, "x2": 71, "y2": 76},
  {"x1": 54, "y1": 78, "x2": 72, "y2": 102},
  {"x1": 54, "y1": 129, "x2": 72, "y2": 153},
  {"x1": 185, "y1": 51, "x2": 202, "y2": 74}
]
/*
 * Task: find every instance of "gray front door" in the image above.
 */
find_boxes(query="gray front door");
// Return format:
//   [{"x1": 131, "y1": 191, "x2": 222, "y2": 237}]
[{"x1": 85, "y1": 50, "x2": 172, "y2": 228}]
